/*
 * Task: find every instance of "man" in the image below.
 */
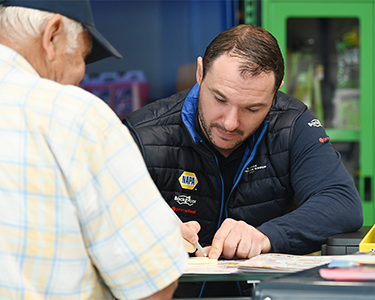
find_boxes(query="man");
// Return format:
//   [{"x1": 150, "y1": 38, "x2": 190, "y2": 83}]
[
  {"x1": 124, "y1": 25, "x2": 363, "y2": 297},
  {"x1": 0, "y1": 1, "x2": 193, "y2": 299}
]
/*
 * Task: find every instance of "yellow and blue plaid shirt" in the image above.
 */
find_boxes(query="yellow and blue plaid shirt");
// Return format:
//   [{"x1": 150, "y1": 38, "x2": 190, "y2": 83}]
[{"x1": 0, "y1": 44, "x2": 188, "y2": 300}]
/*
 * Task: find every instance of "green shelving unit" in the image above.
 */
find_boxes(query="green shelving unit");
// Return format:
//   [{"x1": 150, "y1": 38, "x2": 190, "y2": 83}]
[
  {"x1": 247, "y1": 0, "x2": 375, "y2": 225},
  {"x1": 244, "y1": 0, "x2": 259, "y2": 25}
]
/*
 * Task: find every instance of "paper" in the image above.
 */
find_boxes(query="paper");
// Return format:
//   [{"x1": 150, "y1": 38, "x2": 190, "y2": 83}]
[
  {"x1": 238, "y1": 254, "x2": 334, "y2": 273},
  {"x1": 188, "y1": 257, "x2": 218, "y2": 265},
  {"x1": 183, "y1": 254, "x2": 332, "y2": 274},
  {"x1": 183, "y1": 254, "x2": 375, "y2": 275},
  {"x1": 326, "y1": 254, "x2": 375, "y2": 265},
  {"x1": 184, "y1": 257, "x2": 240, "y2": 274}
]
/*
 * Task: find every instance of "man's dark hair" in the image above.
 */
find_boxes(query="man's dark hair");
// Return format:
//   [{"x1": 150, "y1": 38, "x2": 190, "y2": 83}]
[{"x1": 202, "y1": 24, "x2": 284, "y2": 92}]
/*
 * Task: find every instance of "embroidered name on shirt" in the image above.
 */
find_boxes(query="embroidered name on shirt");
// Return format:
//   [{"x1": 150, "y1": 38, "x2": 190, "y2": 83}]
[
  {"x1": 179, "y1": 171, "x2": 198, "y2": 190},
  {"x1": 245, "y1": 164, "x2": 267, "y2": 173},
  {"x1": 308, "y1": 119, "x2": 322, "y2": 128},
  {"x1": 172, "y1": 206, "x2": 196, "y2": 214},
  {"x1": 174, "y1": 195, "x2": 197, "y2": 206}
]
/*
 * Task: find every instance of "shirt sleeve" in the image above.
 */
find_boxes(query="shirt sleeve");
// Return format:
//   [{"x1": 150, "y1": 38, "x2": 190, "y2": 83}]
[
  {"x1": 257, "y1": 110, "x2": 363, "y2": 254},
  {"x1": 66, "y1": 101, "x2": 188, "y2": 299}
]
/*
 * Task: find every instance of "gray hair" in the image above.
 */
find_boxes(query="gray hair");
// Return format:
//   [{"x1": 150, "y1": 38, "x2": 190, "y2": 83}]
[{"x1": 0, "y1": 5, "x2": 84, "y2": 54}]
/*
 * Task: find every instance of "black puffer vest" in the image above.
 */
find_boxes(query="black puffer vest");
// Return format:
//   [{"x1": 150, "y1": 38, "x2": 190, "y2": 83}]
[{"x1": 125, "y1": 88, "x2": 307, "y2": 247}]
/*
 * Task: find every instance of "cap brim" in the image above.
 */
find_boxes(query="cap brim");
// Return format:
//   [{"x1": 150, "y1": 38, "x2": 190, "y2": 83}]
[{"x1": 84, "y1": 23, "x2": 122, "y2": 64}]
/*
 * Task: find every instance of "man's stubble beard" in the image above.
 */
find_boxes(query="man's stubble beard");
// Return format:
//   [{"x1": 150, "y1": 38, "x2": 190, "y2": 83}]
[{"x1": 197, "y1": 99, "x2": 247, "y2": 154}]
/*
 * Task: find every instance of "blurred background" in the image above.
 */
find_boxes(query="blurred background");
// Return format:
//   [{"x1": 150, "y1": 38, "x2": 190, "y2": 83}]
[
  {"x1": 85, "y1": 0, "x2": 248, "y2": 102},
  {"x1": 81, "y1": 0, "x2": 374, "y2": 226}
]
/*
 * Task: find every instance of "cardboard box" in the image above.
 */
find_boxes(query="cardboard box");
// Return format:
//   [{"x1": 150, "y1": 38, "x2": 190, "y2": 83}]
[
  {"x1": 80, "y1": 71, "x2": 149, "y2": 120},
  {"x1": 113, "y1": 80, "x2": 149, "y2": 120}
]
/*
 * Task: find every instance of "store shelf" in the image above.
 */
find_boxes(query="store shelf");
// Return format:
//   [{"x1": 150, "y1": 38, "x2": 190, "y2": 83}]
[{"x1": 325, "y1": 129, "x2": 359, "y2": 143}]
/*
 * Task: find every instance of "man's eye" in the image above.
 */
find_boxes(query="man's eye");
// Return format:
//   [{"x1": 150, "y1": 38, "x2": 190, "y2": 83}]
[
  {"x1": 215, "y1": 97, "x2": 225, "y2": 103},
  {"x1": 247, "y1": 108, "x2": 258, "y2": 113}
]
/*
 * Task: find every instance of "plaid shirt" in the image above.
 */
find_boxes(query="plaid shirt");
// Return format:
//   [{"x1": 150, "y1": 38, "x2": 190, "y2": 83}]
[{"x1": 0, "y1": 44, "x2": 187, "y2": 300}]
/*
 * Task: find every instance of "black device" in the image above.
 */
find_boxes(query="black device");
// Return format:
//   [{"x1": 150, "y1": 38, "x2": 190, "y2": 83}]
[
  {"x1": 252, "y1": 265, "x2": 375, "y2": 300},
  {"x1": 321, "y1": 226, "x2": 371, "y2": 255}
]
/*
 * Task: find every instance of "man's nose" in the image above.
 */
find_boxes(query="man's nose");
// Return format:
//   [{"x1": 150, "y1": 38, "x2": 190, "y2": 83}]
[{"x1": 223, "y1": 107, "x2": 240, "y2": 131}]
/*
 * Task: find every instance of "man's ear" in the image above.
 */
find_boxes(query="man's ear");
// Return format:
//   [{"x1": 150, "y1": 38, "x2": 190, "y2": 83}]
[
  {"x1": 196, "y1": 56, "x2": 203, "y2": 86},
  {"x1": 42, "y1": 14, "x2": 65, "y2": 62},
  {"x1": 279, "y1": 80, "x2": 285, "y2": 89}
]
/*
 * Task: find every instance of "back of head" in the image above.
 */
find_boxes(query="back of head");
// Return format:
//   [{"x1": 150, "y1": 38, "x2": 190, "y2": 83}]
[
  {"x1": 0, "y1": 5, "x2": 84, "y2": 55},
  {"x1": 202, "y1": 24, "x2": 284, "y2": 92},
  {"x1": 0, "y1": 0, "x2": 122, "y2": 63}
]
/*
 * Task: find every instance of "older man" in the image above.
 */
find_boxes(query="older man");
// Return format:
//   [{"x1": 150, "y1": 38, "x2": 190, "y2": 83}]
[{"x1": 0, "y1": 1, "x2": 190, "y2": 299}]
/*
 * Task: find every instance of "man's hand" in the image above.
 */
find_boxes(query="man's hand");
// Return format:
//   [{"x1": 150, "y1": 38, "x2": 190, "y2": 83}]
[
  {"x1": 199, "y1": 218, "x2": 271, "y2": 259},
  {"x1": 179, "y1": 221, "x2": 201, "y2": 253}
]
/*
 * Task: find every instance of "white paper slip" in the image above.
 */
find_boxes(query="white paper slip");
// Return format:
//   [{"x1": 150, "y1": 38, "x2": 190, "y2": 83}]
[{"x1": 188, "y1": 257, "x2": 218, "y2": 265}]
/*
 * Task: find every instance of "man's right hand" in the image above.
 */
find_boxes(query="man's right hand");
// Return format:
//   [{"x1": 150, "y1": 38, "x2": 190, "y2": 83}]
[{"x1": 179, "y1": 221, "x2": 201, "y2": 253}]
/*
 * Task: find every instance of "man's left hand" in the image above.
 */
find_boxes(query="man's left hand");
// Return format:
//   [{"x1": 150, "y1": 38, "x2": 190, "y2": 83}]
[{"x1": 197, "y1": 218, "x2": 271, "y2": 259}]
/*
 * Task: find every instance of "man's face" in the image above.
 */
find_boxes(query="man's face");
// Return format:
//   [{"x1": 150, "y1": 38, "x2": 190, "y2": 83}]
[
  {"x1": 196, "y1": 54, "x2": 277, "y2": 157},
  {"x1": 52, "y1": 31, "x2": 91, "y2": 86}
]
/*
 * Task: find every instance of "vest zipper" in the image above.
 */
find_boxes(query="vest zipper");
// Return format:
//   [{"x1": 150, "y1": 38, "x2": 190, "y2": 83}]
[
  {"x1": 199, "y1": 140, "x2": 225, "y2": 231},
  {"x1": 224, "y1": 121, "x2": 269, "y2": 218}
]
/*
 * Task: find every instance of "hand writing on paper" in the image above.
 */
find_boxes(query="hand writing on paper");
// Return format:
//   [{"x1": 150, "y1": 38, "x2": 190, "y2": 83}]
[
  {"x1": 179, "y1": 221, "x2": 201, "y2": 253},
  {"x1": 196, "y1": 218, "x2": 272, "y2": 259}
]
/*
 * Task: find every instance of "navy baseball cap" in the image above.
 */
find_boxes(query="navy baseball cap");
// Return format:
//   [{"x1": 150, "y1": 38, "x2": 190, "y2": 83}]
[{"x1": 0, "y1": 0, "x2": 123, "y2": 64}]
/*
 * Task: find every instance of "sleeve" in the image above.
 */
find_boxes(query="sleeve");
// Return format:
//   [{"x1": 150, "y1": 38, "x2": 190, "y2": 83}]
[
  {"x1": 257, "y1": 110, "x2": 363, "y2": 254},
  {"x1": 74, "y1": 115, "x2": 188, "y2": 299}
]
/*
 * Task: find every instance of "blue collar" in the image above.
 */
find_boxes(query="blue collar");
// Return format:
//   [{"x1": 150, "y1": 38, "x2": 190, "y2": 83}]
[{"x1": 181, "y1": 83, "x2": 201, "y2": 143}]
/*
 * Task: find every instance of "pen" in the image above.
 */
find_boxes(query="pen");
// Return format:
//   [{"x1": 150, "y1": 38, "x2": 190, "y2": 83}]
[{"x1": 193, "y1": 241, "x2": 207, "y2": 257}]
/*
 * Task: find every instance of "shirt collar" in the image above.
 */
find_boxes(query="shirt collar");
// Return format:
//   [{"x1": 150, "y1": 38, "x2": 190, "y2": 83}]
[
  {"x1": 0, "y1": 44, "x2": 40, "y2": 77},
  {"x1": 181, "y1": 83, "x2": 201, "y2": 142}
]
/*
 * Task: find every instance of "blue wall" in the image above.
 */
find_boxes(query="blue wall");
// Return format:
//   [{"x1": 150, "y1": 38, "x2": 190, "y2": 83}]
[{"x1": 86, "y1": 0, "x2": 235, "y2": 101}]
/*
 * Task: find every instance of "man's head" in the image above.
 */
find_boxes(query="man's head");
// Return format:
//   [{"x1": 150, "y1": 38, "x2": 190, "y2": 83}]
[
  {"x1": 196, "y1": 25, "x2": 284, "y2": 157},
  {"x1": 0, "y1": 0, "x2": 122, "y2": 85},
  {"x1": 200, "y1": 24, "x2": 284, "y2": 93},
  {"x1": 0, "y1": 0, "x2": 122, "y2": 63}
]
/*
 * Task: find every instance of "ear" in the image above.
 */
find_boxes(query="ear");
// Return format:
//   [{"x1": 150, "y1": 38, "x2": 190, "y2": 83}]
[
  {"x1": 42, "y1": 14, "x2": 65, "y2": 62},
  {"x1": 279, "y1": 80, "x2": 285, "y2": 89},
  {"x1": 196, "y1": 56, "x2": 203, "y2": 85}
]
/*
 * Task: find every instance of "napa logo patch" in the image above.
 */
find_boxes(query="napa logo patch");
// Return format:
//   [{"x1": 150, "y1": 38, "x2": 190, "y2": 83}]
[{"x1": 179, "y1": 171, "x2": 198, "y2": 190}]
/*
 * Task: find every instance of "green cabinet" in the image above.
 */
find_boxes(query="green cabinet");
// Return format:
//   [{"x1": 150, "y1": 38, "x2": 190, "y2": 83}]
[{"x1": 258, "y1": 0, "x2": 374, "y2": 225}]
